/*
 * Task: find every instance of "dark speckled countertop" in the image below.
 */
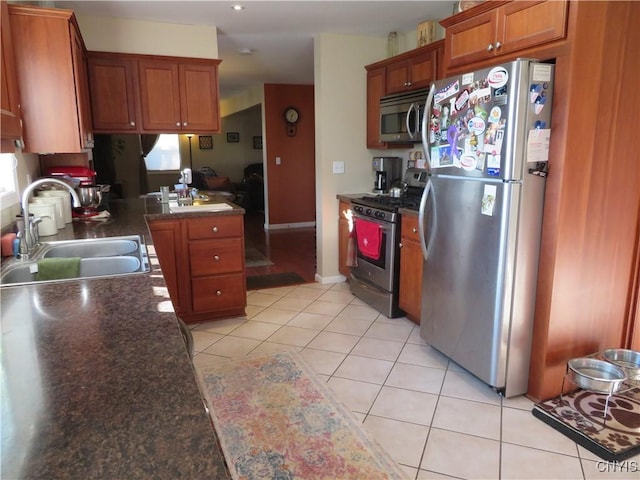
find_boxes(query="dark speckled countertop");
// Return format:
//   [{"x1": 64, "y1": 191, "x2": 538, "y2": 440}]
[{"x1": 1, "y1": 196, "x2": 236, "y2": 479}]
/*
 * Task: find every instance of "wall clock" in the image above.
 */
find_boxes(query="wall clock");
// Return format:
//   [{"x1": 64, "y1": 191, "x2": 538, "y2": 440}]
[{"x1": 284, "y1": 106, "x2": 299, "y2": 136}]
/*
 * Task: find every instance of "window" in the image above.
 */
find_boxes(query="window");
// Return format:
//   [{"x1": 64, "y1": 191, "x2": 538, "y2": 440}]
[
  {"x1": 0, "y1": 153, "x2": 20, "y2": 208},
  {"x1": 144, "y1": 134, "x2": 181, "y2": 171}
]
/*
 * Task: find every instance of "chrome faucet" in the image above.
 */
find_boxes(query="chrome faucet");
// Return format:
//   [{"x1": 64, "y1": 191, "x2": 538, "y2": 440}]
[{"x1": 19, "y1": 178, "x2": 81, "y2": 258}]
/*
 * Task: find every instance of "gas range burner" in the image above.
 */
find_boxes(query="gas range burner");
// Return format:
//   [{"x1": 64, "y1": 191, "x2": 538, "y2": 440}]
[{"x1": 356, "y1": 194, "x2": 421, "y2": 211}]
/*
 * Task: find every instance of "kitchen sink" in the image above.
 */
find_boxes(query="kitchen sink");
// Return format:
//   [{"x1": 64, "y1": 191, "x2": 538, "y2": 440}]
[
  {"x1": 41, "y1": 236, "x2": 140, "y2": 258},
  {"x1": 0, "y1": 235, "x2": 150, "y2": 286}
]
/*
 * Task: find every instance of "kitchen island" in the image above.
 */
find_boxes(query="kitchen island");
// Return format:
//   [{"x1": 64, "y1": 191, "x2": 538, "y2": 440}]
[{"x1": 1, "y1": 196, "x2": 236, "y2": 479}]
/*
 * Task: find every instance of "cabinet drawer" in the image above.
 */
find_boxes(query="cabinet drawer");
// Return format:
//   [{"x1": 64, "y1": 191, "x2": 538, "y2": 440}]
[
  {"x1": 192, "y1": 273, "x2": 246, "y2": 312},
  {"x1": 401, "y1": 214, "x2": 421, "y2": 241},
  {"x1": 189, "y1": 238, "x2": 243, "y2": 276},
  {"x1": 187, "y1": 215, "x2": 242, "y2": 240}
]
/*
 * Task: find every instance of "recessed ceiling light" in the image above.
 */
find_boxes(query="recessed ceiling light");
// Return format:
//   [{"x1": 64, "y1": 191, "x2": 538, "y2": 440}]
[
  {"x1": 231, "y1": 4, "x2": 244, "y2": 11},
  {"x1": 238, "y1": 48, "x2": 253, "y2": 55}
]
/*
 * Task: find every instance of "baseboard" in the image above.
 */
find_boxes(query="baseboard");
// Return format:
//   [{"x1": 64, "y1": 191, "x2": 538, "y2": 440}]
[
  {"x1": 314, "y1": 273, "x2": 346, "y2": 284},
  {"x1": 265, "y1": 221, "x2": 316, "y2": 230}
]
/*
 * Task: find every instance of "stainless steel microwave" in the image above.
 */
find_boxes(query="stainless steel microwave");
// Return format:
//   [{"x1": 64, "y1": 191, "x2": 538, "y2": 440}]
[{"x1": 379, "y1": 88, "x2": 429, "y2": 143}]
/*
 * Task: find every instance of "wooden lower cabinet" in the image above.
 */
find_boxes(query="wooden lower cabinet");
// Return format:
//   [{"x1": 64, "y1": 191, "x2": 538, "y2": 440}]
[
  {"x1": 148, "y1": 213, "x2": 246, "y2": 323},
  {"x1": 338, "y1": 200, "x2": 352, "y2": 278},
  {"x1": 399, "y1": 213, "x2": 423, "y2": 324}
]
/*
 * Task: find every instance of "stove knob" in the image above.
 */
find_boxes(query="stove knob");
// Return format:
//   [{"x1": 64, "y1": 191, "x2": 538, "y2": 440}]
[
  {"x1": 378, "y1": 211, "x2": 386, "y2": 220},
  {"x1": 365, "y1": 208, "x2": 372, "y2": 216}
]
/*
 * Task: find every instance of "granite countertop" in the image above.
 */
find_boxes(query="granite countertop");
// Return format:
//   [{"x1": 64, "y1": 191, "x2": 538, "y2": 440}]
[{"x1": 1, "y1": 197, "x2": 231, "y2": 479}]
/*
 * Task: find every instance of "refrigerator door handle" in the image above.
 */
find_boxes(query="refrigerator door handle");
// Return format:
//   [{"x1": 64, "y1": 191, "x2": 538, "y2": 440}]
[
  {"x1": 418, "y1": 178, "x2": 436, "y2": 261},
  {"x1": 406, "y1": 102, "x2": 416, "y2": 139},
  {"x1": 421, "y1": 83, "x2": 435, "y2": 169}
]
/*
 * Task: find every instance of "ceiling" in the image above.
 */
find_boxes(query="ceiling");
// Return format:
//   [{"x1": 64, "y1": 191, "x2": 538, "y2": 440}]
[{"x1": 56, "y1": 1, "x2": 456, "y2": 99}]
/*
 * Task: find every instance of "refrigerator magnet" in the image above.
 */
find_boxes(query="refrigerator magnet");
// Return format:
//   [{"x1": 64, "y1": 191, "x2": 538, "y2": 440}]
[
  {"x1": 487, "y1": 67, "x2": 509, "y2": 89},
  {"x1": 481, "y1": 185, "x2": 497, "y2": 216}
]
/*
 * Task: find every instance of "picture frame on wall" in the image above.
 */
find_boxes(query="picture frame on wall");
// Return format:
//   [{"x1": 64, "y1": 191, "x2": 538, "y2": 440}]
[
  {"x1": 253, "y1": 136, "x2": 263, "y2": 150},
  {"x1": 199, "y1": 135, "x2": 213, "y2": 149},
  {"x1": 227, "y1": 132, "x2": 240, "y2": 143}
]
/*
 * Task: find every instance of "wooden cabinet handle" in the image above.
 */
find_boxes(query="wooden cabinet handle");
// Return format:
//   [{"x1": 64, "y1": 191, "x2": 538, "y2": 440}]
[
  {"x1": 212, "y1": 226, "x2": 218, "y2": 232},
  {"x1": 213, "y1": 255, "x2": 220, "y2": 261},
  {"x1": 216, "y1": 290, "x2": 222, "y2": 296}
]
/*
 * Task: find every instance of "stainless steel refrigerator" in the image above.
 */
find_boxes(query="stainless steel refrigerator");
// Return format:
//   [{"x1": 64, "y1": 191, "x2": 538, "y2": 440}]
[{"x1": 418, "y1": 59, "x2": 554, "y2": 397}]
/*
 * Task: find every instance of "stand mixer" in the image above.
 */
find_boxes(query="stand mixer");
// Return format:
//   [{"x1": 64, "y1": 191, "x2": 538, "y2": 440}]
[{"x1": 46, "y1": 166, "x2": 102, "y2": 218}]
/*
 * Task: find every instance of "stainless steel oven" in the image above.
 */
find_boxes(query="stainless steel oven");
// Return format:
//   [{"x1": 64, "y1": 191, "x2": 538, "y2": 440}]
[
  {"x1": 350, "y1": 203, "x2": 403, "y2": 318},
  {"x1": 349, "y1": 168, "x2": 428, "y2": 318}
]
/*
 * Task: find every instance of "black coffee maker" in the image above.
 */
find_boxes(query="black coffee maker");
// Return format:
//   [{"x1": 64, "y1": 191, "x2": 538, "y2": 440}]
[{"x1": 372, "y1": 157, "x2": 402, "y2": 194}]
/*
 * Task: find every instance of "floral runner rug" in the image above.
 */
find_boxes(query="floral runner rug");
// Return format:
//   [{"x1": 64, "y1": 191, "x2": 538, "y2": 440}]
[
  {"x1": 197, "y1": 350, "x2": 407, "y2": 479},
  {"x1": 532, "y1": 387, "x2": 640, "y2": 461}
]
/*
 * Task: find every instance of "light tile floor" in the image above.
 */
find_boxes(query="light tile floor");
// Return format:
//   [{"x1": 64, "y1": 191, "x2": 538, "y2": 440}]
[{"x1": 190, "y1": 282, "x2": 640, "y2": 480}]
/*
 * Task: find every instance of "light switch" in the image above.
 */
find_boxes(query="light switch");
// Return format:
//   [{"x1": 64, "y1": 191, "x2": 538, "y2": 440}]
[
  {"x1": 275, "y1": 156, "x2": 281, "y2": 165},
  {"x1": 333, "y1": 161, "x2": 345, "y2": 174}
]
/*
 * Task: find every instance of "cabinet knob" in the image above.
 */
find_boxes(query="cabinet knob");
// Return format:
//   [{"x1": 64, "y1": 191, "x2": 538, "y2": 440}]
[
  {"x1": 130, "y1": 121, "x2": 135, "y2": 127},
  {"x1": 212, "y1": 226, "x2": 218, "y2": 232},
  {"x1": 216, "y1": 290, "x2": 222, "y2": 296},
  {"x1": 487, "y1": 43, "x2": 494, "y2": 51},
  {"x1": 412, "y1": 227, "x2": 417, "y2": 233},
  {"x1": 495, "y1": 41, "x2": 502, "y2": 50},
  {"x1": 399, "y1": 242, "x2": 403, "y2": 248},
  {"x1": 213, "y1": 255, "x2": 220, "y2": 261},
  {"x1": 176, "y1": 122, "x2": 181, "y2": 127},
  {"x1": 183, "y1": 122, "x2": 188, "y2": 127}
]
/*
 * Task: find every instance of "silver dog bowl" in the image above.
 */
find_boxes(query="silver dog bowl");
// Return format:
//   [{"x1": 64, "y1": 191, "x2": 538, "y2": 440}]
[
  {"x1": 602, "y1": 349, "x2": 640, "y2": 380},
  {"x1": 567, "y1": 357, "x2": 626, "y2": 394}
]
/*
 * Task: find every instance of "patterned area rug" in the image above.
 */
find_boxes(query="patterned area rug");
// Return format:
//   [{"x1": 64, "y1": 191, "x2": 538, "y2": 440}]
[
  {"x1": 532, "y1": 387, "x2": 640, "y2": 461},
  {"x1": 245, "y1": 247, "x2": 274, "y2": 267},
  {"x1": 197, "y1": 351, "x2": 407, "y2": 479}
]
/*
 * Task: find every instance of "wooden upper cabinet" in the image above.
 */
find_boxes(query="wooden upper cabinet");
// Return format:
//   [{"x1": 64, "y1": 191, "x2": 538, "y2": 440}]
[
  {"x1": 8, "y1": 4, "x2": 93, "y2": 153},
  {"x1": 442, "y1": 0, "x2": 568, "y2": 69},
  {"x1": 179, "y1": 62, "x2": 220, "y2": 132},
  {"x1": 1, "y1": 0, "x2": 22, "y2": 144},
  {"x1": 386, "y1": 49, "x2": 437, "y2": 94},
  {"x1": 365, "y1": 66, "x2": 386, "y2": 149},
  {"x1": 139, "y1": 58, "x2": 220, "y2": 133},
  {"x1": 87, "y1": 53, "x2": 140, "y2": 132}
]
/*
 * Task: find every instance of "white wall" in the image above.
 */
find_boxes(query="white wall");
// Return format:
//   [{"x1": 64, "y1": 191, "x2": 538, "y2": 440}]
[
  {"x1": 313, "y1": 33, "x2": 385, "y2": 282},
  {"x1": 74, "y1": 15, "x2": 218, "y2": 58}
]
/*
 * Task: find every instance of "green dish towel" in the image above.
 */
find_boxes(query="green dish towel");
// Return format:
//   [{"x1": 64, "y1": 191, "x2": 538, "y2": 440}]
[{"x1": 36, "y1": 257, "x2": 81, "y2": 281}]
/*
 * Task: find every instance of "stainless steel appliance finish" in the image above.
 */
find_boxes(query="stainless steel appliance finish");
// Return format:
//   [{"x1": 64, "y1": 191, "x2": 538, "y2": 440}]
[
  {"x1": 372, "y1": 156, "x2": 402, "y2": 194},
  {"x1": 419, "y1": 59, "x2": 555, "y2": 397},
  {"x1": 350, "y1": 168, "x2": 427, "y2": 318},
  {"x1": 380, "y1": 88, "x2": 428, "y2": 143}
]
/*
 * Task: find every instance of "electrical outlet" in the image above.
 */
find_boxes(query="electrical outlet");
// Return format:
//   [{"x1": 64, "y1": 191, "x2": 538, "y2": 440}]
[
  {"x1": 275, "y1": 156, "x2": 281, "y2": 165},
  {"x1": 332, "y1": 161, "x2": 345, "y2": 174}
]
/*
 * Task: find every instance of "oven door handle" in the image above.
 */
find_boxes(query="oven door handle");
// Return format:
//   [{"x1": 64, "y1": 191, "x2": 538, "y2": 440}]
[
  {"x1": 418, "y1": 178, "x2": 436, "y2": 261},
  {"x1": 353, "y1": 214, "x2": 393, "y2": 231}
]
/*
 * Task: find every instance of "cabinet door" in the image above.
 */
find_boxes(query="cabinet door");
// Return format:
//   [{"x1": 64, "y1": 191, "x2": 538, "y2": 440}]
[
  {"x1": 366, "y1": 66, "x2": 386, "y2": 148},
  {"x1": 138, "y1": 59, "x2": 182, "y2": 131},
  {"x1": 1, "y1": 0, "x2": 22, "y2": 143},
  {"x1": 399, "y1": 214, "x2": 423, "y2": 324},
  {"x1": 386, "y1": 51, "x2": 437, "y2": 94},
  {"x1": 498, "y1": 0, "x2": 568, "y2": 56},
  {"x1": 192, "y1": 273, "x2": 246, "y2": 312},
  {"x1": 147, "y1": 219, "x2": 186, "y2": 315},
  {"x1": 70, "y1": 25, "x2": 94, "y2": 149},
  {"x1": 385, "y1": 60, "x2": 411, "y2": 94},
  {"x1": 179, "y1": 62, "x2": 220, "y2": 132},
  {"x1": 88, "y1": 54, "x2": 139, "y2": 132},
  {"x1": 445, "y1": 9, "x2": 498, "y2": 68}
]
